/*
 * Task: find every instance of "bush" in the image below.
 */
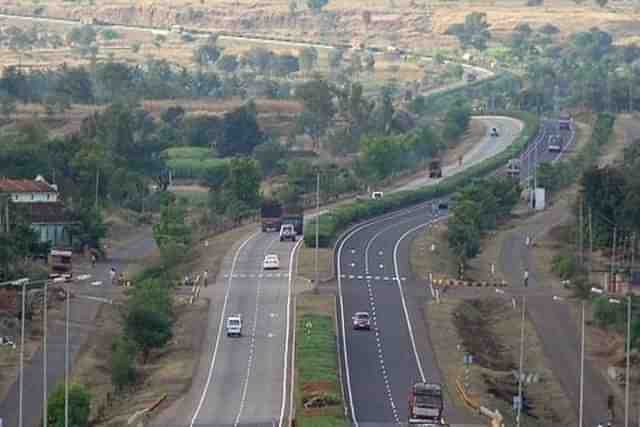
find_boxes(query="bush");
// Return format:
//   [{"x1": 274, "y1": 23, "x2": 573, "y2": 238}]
[
  {"x1": 111, "y1": 335, "x2": 137, "y2": 390},
  {"x1": 47, "y1": 384, "x2": 91, "y2": 427},
  {"x1": 304, "y1": 111, "x2": 540, "y2": 247},
  {"x1": 550, "y1": 254, "x2": 577, "y2": 279}
]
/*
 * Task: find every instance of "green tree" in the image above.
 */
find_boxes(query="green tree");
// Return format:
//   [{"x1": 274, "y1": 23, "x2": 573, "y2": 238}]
[
  {"x1": 193, "y1": 45, "x2": 221, "y2": 67},
  {"x1": 253, "y1": 140, "x2": 286, "y2": 176},
  {"x1": 359, "y1": 135, "x2": 407, "y2": 180},
  {"x1": 217, "y1": 54, "x2": 239, "y2": 74},
  {"x1": 111, "y1": 335, "x2": 137, "y2": 390},
  {"x1": 306, "y1": 0, "x2": 328, "y2": 13},
  {"x1": 152, "y1": 194, "x2": 192, "y2": 263},
  {"x1": 327, "y1": 48, "x2": 344, "y2": 71},
  {"x1": 295, "y1": 79, "x2": 336, "y2": 151},
  {"x1": 245, "y1": 47, "x2": 274, "y2": 75},
  {"x1": 47, "y1": 383, "x2": 91, "y2": 427},
  {"x1": 219, "y1": 101, "x2": 264, "y2": 157},
  {"x1": 124, "y1": 280, "x2": 173, "y2": 362},
  {"x1": 224, "y1": 157, "x2": 262, "y2": 208},
  {"x1": 299, "y1": 47, "x2": 318, "y2": 75}
]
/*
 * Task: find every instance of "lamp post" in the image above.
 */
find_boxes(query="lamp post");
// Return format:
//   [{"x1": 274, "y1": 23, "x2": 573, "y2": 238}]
[
  {"x1": 516, "y1": 295, "x2": 526, "y2": 427},
  {"x1": 314, "y1": 173, "x2": 320, "y2": 293}
]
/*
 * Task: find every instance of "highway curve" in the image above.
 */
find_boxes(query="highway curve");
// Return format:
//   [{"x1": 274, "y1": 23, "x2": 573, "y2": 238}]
[{"x1": 335, "y1": 116, "x2": 526, "y2": 426}]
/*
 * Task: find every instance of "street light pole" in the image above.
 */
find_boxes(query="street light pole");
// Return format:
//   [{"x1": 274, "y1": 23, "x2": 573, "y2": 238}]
[
  {"x1": 19, "y1": 281, "x2": 26, "y2": 427},
  {"x1": 314, "y1": 173, "x2": 320, "y2": 292},
  {"x1": 516, "y1": 295, "x2": 526, "y2": 427},
  {"x1": 65, "y1": 280, "x2": 70, "y2": 427},
  {"x1": 579, "y1": 299, "x2": 585, "y2": 427},
  {"x1": 625, "y1": 296, "x2": 631, "y2": 427},
  {"x1": 43, "y1": 279, "x2": 48, "y2": 427}
]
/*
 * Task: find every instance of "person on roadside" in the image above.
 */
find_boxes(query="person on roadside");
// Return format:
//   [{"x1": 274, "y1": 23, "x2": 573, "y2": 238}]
[
  {"x1": 203, "y1": 269, "x2": 209, "y2": 287},
  {"x1": 109, "y1": 267, "x2": 117, "y2": 285},
  {"x1": 523, "y1": 270, "x2": 529, "y2": 287},
  {"x1": 91, "y1": 253, "x2": 97, "y2": 268}
]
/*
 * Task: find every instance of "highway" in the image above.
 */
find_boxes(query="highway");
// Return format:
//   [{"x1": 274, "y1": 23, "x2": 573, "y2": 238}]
[
  {"x1": 155, "y1": 231, "x2": 301, "y2": 427},
  {"x1": 335, "y1": 116, "x2": 526, "y2": 426}
]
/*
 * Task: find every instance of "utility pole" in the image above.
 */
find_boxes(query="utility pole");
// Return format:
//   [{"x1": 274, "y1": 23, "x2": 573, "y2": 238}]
[
  {"x1": 65, "y1": 280, "x2": 70, "y2": 427},
  {"x1": 516, "y1": 295, "x2": 526, "y2": 427},
  {"x1": 314, "y1": 173, "x2": 320, "y2": 293},
  {"x1": 578, "y1": 197, "x2": 584, "y2": 267}
]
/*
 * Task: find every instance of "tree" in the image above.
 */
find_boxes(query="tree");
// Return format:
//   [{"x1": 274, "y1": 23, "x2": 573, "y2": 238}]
[
  {"x1": 203, "y1": 161, "x2": 230, "y2": 190},
  {"x1": 359, "y1": 135, "x2": 407, "y2": 180},
  {"x1": 539, "y1": 23, "x2": 560, "y2": 35},
  {"x1": 193, "y1": 45, "x2": 221, "y2": 67},
  {"x1": 153, "y1": 34, "x2": 166, "y2": 48},
  {"x1": 218, "y1": 101, "x2": 264, "y2": 156},
  {"x1": 0, "y1": 96, "x2": 16, "y2": 119},
  {"x1": 271, "y1": 54, "x2": 300, "y2": 77},
  {"x1": 445, "y1": 12, "x2": 491, "y2": 51},
  {"x1": 225, "y1": 157, "x2": 262, "y2": 208},
  {"x1": 299, "y1": 47, "x2": 319, "y2": 75},
  {"x1": 306, "y1": 0, "x2": 328, "y2": 13},
  {"x1": 245, "y1": 47, "x2": 274, "y2": 75},
  {"x1": 295, "y1": 79, "x2": 336, "y2": 151},
  {"x1": 217, "y1": 54, "x2": 239, "y2": 74},
  {"x1": 111, "y1": 335, "x2": 137, "y2": 390},
  {"x1": 96, "y1": 62, "x2": 135, "y2": 101},
  {"x1": 161, "y1": 105, "x2": 186, "y2": 127},
  {"x1": 124, "y1": 280, "x2": 173, "y2": 363},
  {"x1": 595, "y1": 0, "x2": 608, "y2": 7},
  {"x1": 253, "y1": 140, "x2": 286, "y2": 176},
  {"x1": 67, "y1": 25, "x2": 97, "y2": 48},
  {"x1": 152, "y1": 194, "x2": 192, "y2": 263},
  {"x1": 47, "y1": 384, "x2": 91, "y2": 427},
  {"x1": 327, "y1": 48, "x2": 344, "y2": 71}
]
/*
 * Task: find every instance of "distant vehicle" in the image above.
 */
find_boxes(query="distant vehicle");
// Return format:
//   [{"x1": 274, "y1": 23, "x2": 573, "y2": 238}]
[
  {"x1": 490, "y1": 127, "x2": 499, "y2": 137},
  {"x1": 548, "y1": 135, "x2": 562, "y2": 152},
  {"x1": 263, "y1": 254, "x2": 280, "y2": 270},
  {"x1": 48, "y1": 249, "x2": 73, "y2": 280},
  {"x1": 558, "y1": 113, "x2": 572, "y2": 131},
  {"x1": 371, "y1": 191, "x2": 384, "y2": 200},
  {"x1": 352, "y1": 312, "x2": 371, "y2": 330},
  {"x1": 408, "y1": 382, "x2": 444, "y2": 425},
  {"x1": 261, "y1": 199, "x2": 283, "y2": 232},
  {"x1": 429, "y1": 159, "x2": 442, "y2": 179},
  {"x1": 438, "y1": 201, "x2": 449, "y2": 210},
  {"x1": 465, "y1": 73, "x2": 477, "y2": 82},
  {"x1": 280, "y1": 224, "x2": 296, "y2": 242},
  {"x1": 506, "y1": 158, "x2": 521, "y2": 178},
  {"x1": 170, "y1": 25, "x2": 184, "y2": 33},
  {"x1": 226, "y1": 315, "x2": 242, "y2": 337}
]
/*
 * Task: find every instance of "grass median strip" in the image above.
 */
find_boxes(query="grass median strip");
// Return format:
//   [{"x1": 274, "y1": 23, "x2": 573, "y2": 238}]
[{"x1": 295, "y1": 295, "x2": 347, "y2": 427}]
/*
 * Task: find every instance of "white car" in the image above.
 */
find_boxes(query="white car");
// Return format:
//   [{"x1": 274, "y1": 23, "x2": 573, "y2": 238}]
[
  {"x1": 371, "y1": 191, "x2": 384, "y2": 200},
  {"x1": 280, "y1": 224, "x2": 296, "y2": 242},
  {"x1": 226, "y1": 315, "x2": 242, "y2": 337},
  {"x1": 263, "y1": 254, "x2": 280, "y2": 270}
]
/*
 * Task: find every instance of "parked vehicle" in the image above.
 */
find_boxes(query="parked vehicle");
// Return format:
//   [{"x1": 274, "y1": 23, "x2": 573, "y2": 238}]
[
  {"x1": 261, "y1": 199, "x2": 283, "y2": 232},
  {"x1": 279, "y1": 224, "x2": 296, "y2": 242},
  {"x1": 226, "y1": 315, "x2": 242, "y2": 337},
  {"x1": 408, "y1": 382, "x2": 444, "y2": 425},
  {"x1": 429, "y1": 159, "x2": 443, "y2": 179}
]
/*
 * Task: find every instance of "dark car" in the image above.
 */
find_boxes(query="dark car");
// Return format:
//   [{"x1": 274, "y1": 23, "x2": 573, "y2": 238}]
[{"x1": 352, "y1": 312, "x2": 371, "y2": 330}]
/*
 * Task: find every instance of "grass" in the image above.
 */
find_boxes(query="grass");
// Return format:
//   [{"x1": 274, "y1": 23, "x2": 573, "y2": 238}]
[
  {"x1": 295, "y1": 295, "x2": 346, "y2": 427},
  {"x1": 164, "y1": 157, "x2": 228, "y2": 179},
  {"x1": 162, "y1": 146, "x2": 212, "y2": 159}
]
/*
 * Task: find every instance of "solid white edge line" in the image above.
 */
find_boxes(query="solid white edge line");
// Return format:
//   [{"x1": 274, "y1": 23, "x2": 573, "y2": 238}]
[
  {"x1": 189, "y1": 230, "x2": 260, "y2": 427},
  {"x1": 279, "y1": 238, "x2": 304, "y2": 427}
]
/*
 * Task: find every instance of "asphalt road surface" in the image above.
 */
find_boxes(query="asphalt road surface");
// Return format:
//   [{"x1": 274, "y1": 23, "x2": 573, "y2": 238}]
[
  {"x1": 156, "y1": 231, "x2": 301, "y2": 427},
  {"x1": 335, "y1": 116, "x2": 525, "y2": 426},
  {"x1": 0, "y1": 229, "x2": 156, "y2": 427}
]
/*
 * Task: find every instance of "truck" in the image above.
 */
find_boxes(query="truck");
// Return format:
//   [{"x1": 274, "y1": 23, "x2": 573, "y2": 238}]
[
  {"x1": 282, "y1": 203, "x2": 304, "y2": 236},
  {"x1": 408, "y1": 382, "x2": 445, "y2": 425},
  {"x1": 558, "y1": 113, "x2": 572, "y2": 131},
  {"x1": 429, "y1": 159, "x2": 443, "y2": 179},
  {"x1": 261, "y1": 199, "x2": 283, "y2": 232},
  {"x1": 48, "y1": 249, "x2": 73, "y2": 280}
]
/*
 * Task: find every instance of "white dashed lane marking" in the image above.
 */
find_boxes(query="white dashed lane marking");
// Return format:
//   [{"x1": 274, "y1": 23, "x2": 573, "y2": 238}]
[
  {"x1": 340, "y1": 274, "x2": 407, "y2": 282},
  {"x1": 223, "y1": 273, "x2": 290, "y2": 278},
  {"x1": 363, "y1": 277, "x2": 400, "y2": 423}
]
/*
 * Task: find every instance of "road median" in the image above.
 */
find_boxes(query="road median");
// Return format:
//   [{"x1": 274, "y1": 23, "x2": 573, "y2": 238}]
[{"x1": 293, "y1": 295, "x2": 347, "y2": 427}]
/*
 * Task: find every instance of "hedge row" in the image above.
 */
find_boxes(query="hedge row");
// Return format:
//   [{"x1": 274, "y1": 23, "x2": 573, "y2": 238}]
[{"x1": 304, "y1": 112, "x2": 539, "y2": 248}]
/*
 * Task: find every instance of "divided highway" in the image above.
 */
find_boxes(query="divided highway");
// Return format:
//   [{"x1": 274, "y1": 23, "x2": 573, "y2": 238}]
[{"x1": 336, "y1": 116, "x2": 525, "y2": 426}]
